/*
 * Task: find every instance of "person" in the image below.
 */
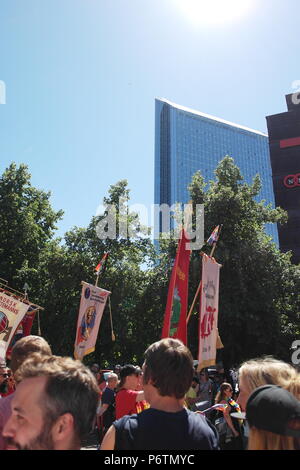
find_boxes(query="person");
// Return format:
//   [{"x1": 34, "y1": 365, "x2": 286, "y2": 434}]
[
  {"x1": 0, "y1": 364, "x2": 9, "y2": 398},
  {"x1": 242, "y1": 384, "x2": 300, "y2": 450},
  {"x1": 97, "y1": 372, "x2": 118, "y2": 436},
  {"x1": 237, "y1": 357, "x2": 300, "y2": 412},
  {"x1": 214, "y1": 382, "x2": 243, "y2": 450},
  {"x1": 2, "y1": 354, "x2": 99, "y2": 450},
  {"x1": 115, "y1": 364, "x2": 148, "y2": 419},
  {"x1": 90, "y1": 363, "x2": 100, "y2": 377},
  {"x1": 0, "y1": 368, "x2": 15, "y2": 397},
  {"x1": 114, "y1": 365, "x2": 121, "y2": 379},
  {"x1": 0, "y1": 335, "x2": 52, "y2": 450},
  {"x1": 101, "y1": 338, "x2": 219, "y2": 450},
  {"x1": 197, "y1": 368, "x2": 214, "y2": 410},
  {"x1": 236, "y1": 356, "x2": 300, "y2": 449},
  {"x1": 185, "y1": 376, "x2": 199, "y2": 410}
]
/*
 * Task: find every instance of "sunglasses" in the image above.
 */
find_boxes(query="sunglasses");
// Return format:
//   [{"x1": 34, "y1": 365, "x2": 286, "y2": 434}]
[{"x1": 0, "y1": 373, "x2": 10, "y2": 378}]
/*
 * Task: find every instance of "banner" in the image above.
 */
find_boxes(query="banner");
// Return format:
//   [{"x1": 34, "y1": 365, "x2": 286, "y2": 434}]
[
  {"x1": 0, "y1": 292, "x2": 30, "y2": 360},
  {"x1": 6, "y1": 306, "x2": 38, "y2": 360},
  {"x1": 161, "y1": 229, "x2": 191, "y2": 345},
  {"x1": 197, "y1": 254, "x2": 221, "y2": 370},
  {"x1": 74, "y1": 282, "x2": 111, "y2": 360}
]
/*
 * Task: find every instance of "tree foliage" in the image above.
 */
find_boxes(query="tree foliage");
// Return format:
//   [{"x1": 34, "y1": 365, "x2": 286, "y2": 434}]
[{"x1": 1, "y1": 160, "x2": 299, "y2": 368}]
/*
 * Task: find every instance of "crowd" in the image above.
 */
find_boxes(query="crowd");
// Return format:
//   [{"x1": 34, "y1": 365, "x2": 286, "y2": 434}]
[{"x1": 0, "y1": 335, "x2": 299, "y2": 451}]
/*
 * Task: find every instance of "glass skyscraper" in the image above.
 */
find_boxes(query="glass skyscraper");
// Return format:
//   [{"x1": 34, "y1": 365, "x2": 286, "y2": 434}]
[{"x1": 154, "y1": 98, "x2": 278, "y2": 243}]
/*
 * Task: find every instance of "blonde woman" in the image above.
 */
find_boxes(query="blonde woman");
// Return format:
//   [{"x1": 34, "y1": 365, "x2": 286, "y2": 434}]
[
  {"x1": 236, "y1": 357, "x2": 300, "y2": 449},
  {"x1": 238, "y1": 357, "x2": 300, "y2": 411},
  {"x1": 245, "y1": 385, "x2": 300, "y2": 450}
]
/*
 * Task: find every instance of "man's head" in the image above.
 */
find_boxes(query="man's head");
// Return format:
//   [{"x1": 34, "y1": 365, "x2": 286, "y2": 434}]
[
  {"x1": 3, "y1": 354, "x2": 99, "y2": 450},
  {"x1": 10, "y1": 335, "x2": 52, "y2": 374},
  {"x1": 119, "y1": 364, "x2": 142, "y2": 390},
  {"x1": 107, "y1": 373, "x2": 119, "y2": 389},
  {"x1": 90, "y1": 363, "x2": 100, "y2": 375},
  {"x1": 143, "y1": 338, "x2": 194, "y2": 400},
  {"x1": 0, "y1": 365, "x2": 9, "y2": 394}
]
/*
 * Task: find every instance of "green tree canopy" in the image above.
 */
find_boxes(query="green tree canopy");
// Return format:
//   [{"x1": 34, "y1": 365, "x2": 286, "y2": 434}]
[{"x1": 0, "y1": 163, "x2": 63, "y2": 286}]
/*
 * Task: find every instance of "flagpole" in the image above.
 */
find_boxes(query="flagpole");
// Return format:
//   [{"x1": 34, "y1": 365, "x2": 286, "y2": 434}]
[
  {"x1": 108, "y1": 296, "x2": 116, "y2": 342},
  {"x1": 186, "y1": 280, "x2": 202, "y2": 325},
  {"x1": 209, "y1": 224, "x2": 223, "y2": 258}
]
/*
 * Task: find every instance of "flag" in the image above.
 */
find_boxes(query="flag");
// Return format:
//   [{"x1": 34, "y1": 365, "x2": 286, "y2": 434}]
[
  {"x1": 161, "y1": 229, "x2": 191, "y2": 345},
  {"x1": 0, "y1": 292, "x2": 30, "y2": 360},
  {"x1": 95, "y1": 252, "x2": 109, "y2": 274},
  {"x1": 197, "y1": 253, "x2": 221, "y2": 371},
  {"x1": 74, "y1": 282, "x2": 111, "y2": 360},
  {"x1": 6, "y1": 306, "x2": 38, "y2": 360},
  {"x1": 206, "y1": 225, "x2": 220, "y2": 246}
]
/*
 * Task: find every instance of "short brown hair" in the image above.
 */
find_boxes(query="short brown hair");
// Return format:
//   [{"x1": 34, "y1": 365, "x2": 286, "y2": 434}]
[
  {"x1": 10, "y1": 335, "x2": 52, "y2": 374},
  {"x1": 143, "y1": 338, "x2": 193, "y2": 399},
  {"x1": 15, "y1": 354, "x2": 100, "y2": 444}
]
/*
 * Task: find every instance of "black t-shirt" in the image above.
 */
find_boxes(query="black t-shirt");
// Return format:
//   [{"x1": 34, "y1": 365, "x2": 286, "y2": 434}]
[
  {"x1": 102, "y1": 387, "x2": 116, "y2": 429},
  {"x1": 113, "y1": 407, "x2": 219, "y2": 450}
]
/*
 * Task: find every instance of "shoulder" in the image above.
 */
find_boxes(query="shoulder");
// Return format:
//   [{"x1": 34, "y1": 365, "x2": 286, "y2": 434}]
[
  {"x1": 187, "y1": 410, "x2": 219, "y2": 439},
  {"x1": 117, "y1": 389, "x2": 138, "y2": 397}
]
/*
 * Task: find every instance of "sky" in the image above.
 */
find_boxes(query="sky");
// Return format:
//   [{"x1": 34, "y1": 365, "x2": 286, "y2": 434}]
[{"x1": 0, "y1": 0, "x2": 299, "y2": 237}]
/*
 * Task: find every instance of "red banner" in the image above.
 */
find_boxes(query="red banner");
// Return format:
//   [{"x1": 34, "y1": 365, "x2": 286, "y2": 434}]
[{"x1": 161, "y1": 229, "x2": 191, "y2": 345}]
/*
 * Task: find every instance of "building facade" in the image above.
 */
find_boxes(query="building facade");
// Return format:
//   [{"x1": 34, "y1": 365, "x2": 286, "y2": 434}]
[
  {"x1": 266, "y1": 94, "x2": 300, "y2": 263},
  {"x1": 154, "y1": 98, "x2": 278, "y2": 242}
]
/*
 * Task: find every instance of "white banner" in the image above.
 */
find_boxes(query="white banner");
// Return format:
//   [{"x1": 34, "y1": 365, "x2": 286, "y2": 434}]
[
  {"x1": 197, "y1": 254, "x2": 221, "y2": 371},
  {"x1": 0, "y1": 292, "x2": 30, "y2": 360},
  {"x1": 74, "y1": 282, "x2": 111, "y2": 361}
]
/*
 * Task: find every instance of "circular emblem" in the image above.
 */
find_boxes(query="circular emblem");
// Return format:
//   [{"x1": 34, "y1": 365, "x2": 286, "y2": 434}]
[
  {"x1": 283, "y1": 174, "x2": 300, "y2": 188},
  {"x1": 84, "y1": 288, "x2": 91, "y2": 299},
  {"x1": 0, "y1": 311, "x2": 8, "y2": 334}
]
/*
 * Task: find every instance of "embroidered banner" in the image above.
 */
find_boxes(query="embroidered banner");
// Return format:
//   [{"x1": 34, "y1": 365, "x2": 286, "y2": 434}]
[
  {"x1": 197, "y1": 254, "x2": 221, "y2": 370},
  {"x1": 0, "y1": 292, "x2": 30, "y2": 360},
  {"x1": 74, "y1": 282, "x2": 111, "y2": 360}
]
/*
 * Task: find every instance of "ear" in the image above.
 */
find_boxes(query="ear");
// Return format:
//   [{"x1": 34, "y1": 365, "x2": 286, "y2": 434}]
[{"x1": 51, "y1": 413, "x2": 75, "y2": 445}]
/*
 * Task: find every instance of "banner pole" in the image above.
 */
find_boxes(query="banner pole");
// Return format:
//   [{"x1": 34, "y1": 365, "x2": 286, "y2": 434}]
[
  {"x1": 209, "y1": 224, "x2": 223, "y2": 258},
  {"x1": 186, "y1": 281, "x2": 202, "y2": 325},
  {"x1": 109, "y1": 296, "x2": 115, "y2": 342}
]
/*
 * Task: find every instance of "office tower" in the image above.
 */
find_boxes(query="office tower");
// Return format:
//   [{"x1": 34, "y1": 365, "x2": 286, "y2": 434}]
[
  {"x1": 266, "y1": 94, "x2": 300, "y2": 263},
  {"x1": 154, "y1": 98, "x2": 278, "y2": 243}
]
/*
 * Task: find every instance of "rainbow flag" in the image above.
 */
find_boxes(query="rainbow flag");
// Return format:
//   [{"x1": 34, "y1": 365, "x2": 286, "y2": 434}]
[{"x1": 206, "y1": 226, "x2": 220, "y2": 246}]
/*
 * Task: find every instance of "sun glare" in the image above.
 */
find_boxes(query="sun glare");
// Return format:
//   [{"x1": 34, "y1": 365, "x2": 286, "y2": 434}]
[{"x1": 176, "y1": 0, "x2": 255, "y2": 26}]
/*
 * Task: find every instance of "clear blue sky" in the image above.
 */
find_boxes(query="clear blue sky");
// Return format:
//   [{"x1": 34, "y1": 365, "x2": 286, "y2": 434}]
[{"x1": 0, "y1": 0, "x2": 299, "y2": 236}]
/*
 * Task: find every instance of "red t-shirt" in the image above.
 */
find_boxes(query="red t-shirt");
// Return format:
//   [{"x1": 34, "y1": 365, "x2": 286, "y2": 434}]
[{"x1": 115, "y1": 389, "x2": 143, "y2": 419}]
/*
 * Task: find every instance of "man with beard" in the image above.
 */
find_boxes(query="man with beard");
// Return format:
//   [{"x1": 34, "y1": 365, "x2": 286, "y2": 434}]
[
  {"x1": 0, "y1": 335, "x2": 52, "y2": 450},
  {"x1": 0, "y1": 364, "x2": 9, "y2": 397},
  {"x1": 2, "y1": 354, "x2": 99, "y2": 450}
]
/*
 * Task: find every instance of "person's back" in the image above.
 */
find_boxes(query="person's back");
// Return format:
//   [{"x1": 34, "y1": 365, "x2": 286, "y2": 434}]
[
  {"x1": 113, "y1": 407, "x2": 218, "y2": 450},
  {"x1": 101, "y1": 339, "x2": 219, "y2": 451}
]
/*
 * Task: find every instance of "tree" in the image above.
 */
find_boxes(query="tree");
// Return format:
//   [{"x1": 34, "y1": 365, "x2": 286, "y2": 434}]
[
  {"x1": 185, "y1": 156, "x2": 299, "y2": 365},
  {"x1": 18, "y1": 179, "x2": 159, "y2": 364},
  {"x1": 0, "y1": 163, "x2": 63, "y2": 286}
]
